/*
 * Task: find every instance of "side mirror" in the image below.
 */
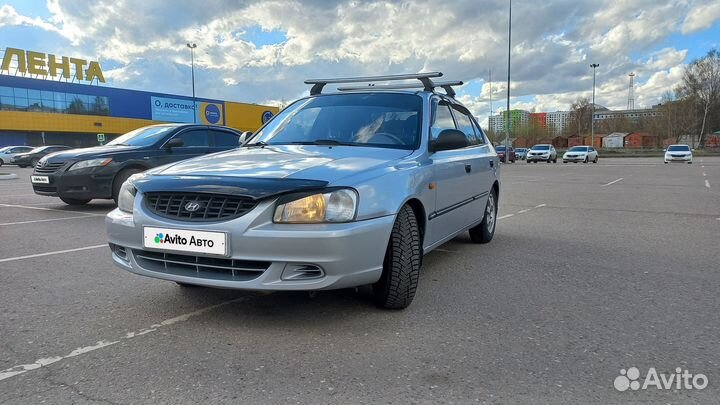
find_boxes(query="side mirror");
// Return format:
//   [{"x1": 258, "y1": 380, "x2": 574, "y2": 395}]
[
  {"x1": 663, "y1": 148, "x2": 667, "y2": 152},
  {"x1": 165, "y1": 138, "x2": 184, "y2": 149},
  {"x1": 239, "y1": 131, "x2": 253, "y2": 145},
  {"x1": 431, "y1": 129, "x2": 468, "y2": 152}
]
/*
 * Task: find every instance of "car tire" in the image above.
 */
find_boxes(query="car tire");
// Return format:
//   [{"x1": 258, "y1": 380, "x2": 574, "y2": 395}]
[
  {"x1": 688, "y1": 162, "x2": 693, "y2": 164},
  {"x1": 0, "y1": 159, "x2": 3, "y2": 167},
  {"x1": 59, "y1": 196, "x2": 91, "y2": 206},
  {"x1": 584, "y1": 157, "x2": 588, "y2": 163},
  {"x1": 553, "y1": 157, "x2": 558, "y2": 163},
  {"x1": 469, "y1": 188, "x2": 497, "y2": 244},
  {"x1": 112, "y1": 168, "x2": 144, "y2": 204},
  {"x1": 593, "y1": 157, "x2": 598, "y2": 163},
  {"x1": 18, "y1": 164, "x2": 27, "y2": 168},
  {"x1": 563, "y1": 160, "x2": 567, "y2": 163},
  {"x1": 373, "y1": 204, "x2": 421, "y2": 309},
  {"x1": 30, "y1": 158, "x2": 39, "y2": 167}
]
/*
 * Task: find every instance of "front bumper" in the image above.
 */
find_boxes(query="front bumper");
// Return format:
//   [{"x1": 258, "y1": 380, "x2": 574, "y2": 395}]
[
  {"x1": 664, "y1": 155, "x2": 692, "y2": 163},
  {"x1": 527, "y1": 155, "x2": 551, "y2": 161},
  {"x1": 106, "y1": 197, "x2": 396, "y2": 291},
  {"x1": 32, "y1": 166, "x2": 115, "y2": 199},
  {"x1": 563, "y1": 155, "x2": 587, "y2": 162}
]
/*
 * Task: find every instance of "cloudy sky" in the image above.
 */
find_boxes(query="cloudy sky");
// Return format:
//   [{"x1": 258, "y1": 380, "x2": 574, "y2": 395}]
[{"x1": 1, "y1": 0, "x2": 719, "y2": 126}]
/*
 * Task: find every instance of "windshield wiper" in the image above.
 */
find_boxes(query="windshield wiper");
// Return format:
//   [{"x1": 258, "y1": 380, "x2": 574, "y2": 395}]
[{"x1": 285, "y1": 139, "x2": 355, "y2": 146}]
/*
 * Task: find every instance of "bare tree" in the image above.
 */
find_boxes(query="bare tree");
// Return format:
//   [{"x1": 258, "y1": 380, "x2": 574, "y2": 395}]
[
  {"x1": 563, "y1": 97, "x2": 592, "y2": 137},
  {"x1": 680, "y1": 49, "x2": 720, "y2": 147}
]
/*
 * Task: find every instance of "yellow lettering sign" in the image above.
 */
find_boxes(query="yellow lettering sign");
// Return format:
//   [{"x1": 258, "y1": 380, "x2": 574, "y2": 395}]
[
  {"x1": 86, "y1": 61, "x2": 105, "y2": 83},
  {"x1": 1, "y1": 47, "x2": 27, "y2": 73},
  {"x1": 26, "y1": 51, "x2": 47, "y2": 75},
  {"x1": 1, "y1": 48, "x2": 104, "y2": 83},
  {"x1": 48, "y1": 55, "x2": 71, "y2": 79}
]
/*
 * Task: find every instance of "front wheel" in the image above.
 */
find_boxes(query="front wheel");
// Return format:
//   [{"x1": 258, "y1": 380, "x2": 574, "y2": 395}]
[
  {"x1": 112, "y1": 168, "x2": 144, "y2": 204},
  {"x1": 373, "y1": 205, "x2": 422, "y2": 309},
  {"x1": 60, "y1": 196, "x2": 91, "y2": 206},
  {"x1": 469, "y1": 188, "x2": 498, "y2": 244},
  {"x1": 0, "y1": 159, "x2": 4, "y2": 167},
  {"x1": 593, "y1": 157, "x2": 598, "y2": 163},
  {"x1": 584, "y1": 157, "x2": 589, "y2": 163},
  {"x1": 30, "y1": 158, "x2": 39, "y2": 167}
]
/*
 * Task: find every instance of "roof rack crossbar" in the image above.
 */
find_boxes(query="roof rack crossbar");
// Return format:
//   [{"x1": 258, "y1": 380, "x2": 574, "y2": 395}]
[
  {"x1": 336, "y1": 79, "x2": 464, "y2": 98},
  {"x1": 304, "y1": 72, "x2": 443, "y2": 95}
]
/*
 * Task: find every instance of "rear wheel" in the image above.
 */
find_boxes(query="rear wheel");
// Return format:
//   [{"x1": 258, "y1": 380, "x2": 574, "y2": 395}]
[
  {"x1": 60, "y1": 196, "x2": 91, "y2": 206},
  {"x1": 593, "y1": 156, "x2": 598, "y2": 163},
  {"x1": 469, "y1": 188, "x2": 498, "y2": 244},
  {"x1": 112, "y1": 168, "x2": 144, "y2": 204},
  {"x1": 0, "y1": 159, "x2": 4, "y2": 167},
  {"x1": 373, "y1": 204, "x2": 422, "y2": 309}
]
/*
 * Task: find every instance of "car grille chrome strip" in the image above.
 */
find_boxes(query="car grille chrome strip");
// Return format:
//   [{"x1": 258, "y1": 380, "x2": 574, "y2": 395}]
[
  {"x1": 144, "y1": 192, "x2": 257, "y2": 222},
  {"x1": 133, "y1": 249, "x2": 269, "y2": 281},
  {"x1": 34, "y1": 162, "x2": 66, "y2": 174}
]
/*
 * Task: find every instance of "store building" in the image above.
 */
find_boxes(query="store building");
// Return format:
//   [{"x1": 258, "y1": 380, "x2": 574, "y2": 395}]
[{"x1": 0, "y1": 60, "x2": 278, "y2": 147}]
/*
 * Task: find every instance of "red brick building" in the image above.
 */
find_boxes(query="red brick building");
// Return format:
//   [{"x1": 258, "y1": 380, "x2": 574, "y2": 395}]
[{"x1": 624, "y1": 132, "x2": 659, "y2": 148}]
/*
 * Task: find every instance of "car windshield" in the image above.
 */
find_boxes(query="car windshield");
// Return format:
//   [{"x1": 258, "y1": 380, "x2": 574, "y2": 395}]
[
  {"x1": 250, "y1": 93, "x2": 422, "y2": 150},
  {"x1": 568, "y1": 146, "x2": 589, "y2": 152},
  {"x1": 496, "y1": 146, "x2": 506, "y2": 151},
  {"x1": 0, "y1": 147, "x2": 10, "y2": 153},
  {"x1": 516, "y1": 148, "x2": 526, "y2": 152},
  {"x1": 532, "y1": 145, "x2": 550, "y2": 150},
  {"x1": 668, "y1": 145, "x2": 690, "y2": 151},
  {"x1": 28, "y1": 146, "x2": 51, "y2": 153},
  {"x1": 107, "y1": 126, "x2": 176, "y2": 147}
]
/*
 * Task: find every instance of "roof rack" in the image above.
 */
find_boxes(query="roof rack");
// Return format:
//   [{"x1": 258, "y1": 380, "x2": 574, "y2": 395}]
[
  {"x1": 336, "y1": 80, "x2": 464, "y2": 98},
  {"x1": 305, "y1": 72, "x2": 452, "y2": 96}
]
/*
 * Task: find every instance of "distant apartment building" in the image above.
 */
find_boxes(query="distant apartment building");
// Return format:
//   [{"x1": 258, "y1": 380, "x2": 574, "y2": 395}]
[
  {"x1": 488, "y1": 105, "x2": 664, "y2": 135},
  {"x1": 488, "y1": 109, "x2": 529, "y2": 133}
]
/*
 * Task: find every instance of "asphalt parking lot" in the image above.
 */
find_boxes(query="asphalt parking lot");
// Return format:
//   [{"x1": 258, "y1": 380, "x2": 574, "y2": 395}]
[{"x1": 1, "y1": 157, "x2": 719, "y2": 404}]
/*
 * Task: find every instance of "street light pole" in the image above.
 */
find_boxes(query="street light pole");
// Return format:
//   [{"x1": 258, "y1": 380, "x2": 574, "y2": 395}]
[
  {"x1": 590, "y1": 63, "x2": 599, "y2": 148},
  {"x1": 187, "y1": 42, "x2": 197, "y2": 123},
  {"x1": 504, "y1": 0, "x2": 512, "y2": 163}
]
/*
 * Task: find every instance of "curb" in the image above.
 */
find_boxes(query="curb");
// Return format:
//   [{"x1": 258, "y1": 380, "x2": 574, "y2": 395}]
[{"x1": 0, "y1": 173, "x2": 18, "y2": 180}]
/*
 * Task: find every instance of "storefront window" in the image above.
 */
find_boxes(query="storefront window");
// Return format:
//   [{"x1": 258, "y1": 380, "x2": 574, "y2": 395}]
[{"x1": 0, "y1": 85, "x2": 110, "y2": 116}]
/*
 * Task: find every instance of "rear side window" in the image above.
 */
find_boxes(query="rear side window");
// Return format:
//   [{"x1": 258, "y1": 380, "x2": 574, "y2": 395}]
[
  {"x1": 431, "y1": 101, "x2": 456, "y2": 140},
  {"x1": 174, "y1": 130, "x2": 211, "y2": 147},
  {"x1": 210, "y1": 130, "x2": 241, "y2": 147},
  {"x1": 451, "y1": 106, "x2": 479, "y2": 146}
]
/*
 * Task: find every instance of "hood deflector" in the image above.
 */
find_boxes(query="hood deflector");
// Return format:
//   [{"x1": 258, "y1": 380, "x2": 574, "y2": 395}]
[{"x1": 133, "y1": 176, "x2": 329, "y2": 200}]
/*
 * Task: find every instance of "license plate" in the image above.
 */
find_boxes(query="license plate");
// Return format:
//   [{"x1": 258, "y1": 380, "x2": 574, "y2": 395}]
[
  {"x1": 143, "y1": 226, "x2": 228, "y2": 256},
  {"x1": 31, "y1": 176, "x2": 49, "y2": 184}
]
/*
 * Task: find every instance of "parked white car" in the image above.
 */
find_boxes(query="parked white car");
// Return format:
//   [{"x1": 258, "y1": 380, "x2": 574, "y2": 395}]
[
  {"x1": 563, "y1": 146, "x2": 598, "y2": 163},
  {"x1": 0, "y1": 146, "x2": 34, "y2": 167},
  {"x1": 664, "y1": 144, "x2": 693, "y2": 164}
]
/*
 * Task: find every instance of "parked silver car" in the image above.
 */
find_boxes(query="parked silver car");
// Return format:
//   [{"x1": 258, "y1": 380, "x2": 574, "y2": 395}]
[
  {"x1": 526, "y1": 144, "x2": 557, "y2": 163},
  {"x1": 0, "y1": 146, "x2": 33, "y2": 166},
  {"x1": 106, "y1": 72, "x2": 500, "y2": 309}
]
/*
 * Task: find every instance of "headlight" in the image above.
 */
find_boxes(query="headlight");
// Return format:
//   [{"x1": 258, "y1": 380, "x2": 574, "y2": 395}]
[
  {"x1": 274, "y1": 189, "x2": 358, "y2": 223},
  {"x1": 69, "y1": 158, "x2": 112, "y2": 171},
  {"x1": 117, "y1": 174, "x2": 143, "y2": 213}
]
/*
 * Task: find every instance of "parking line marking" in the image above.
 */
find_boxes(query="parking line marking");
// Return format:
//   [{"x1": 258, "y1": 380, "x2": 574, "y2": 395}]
[
  {"x1": 0, "y1": 244, "x2": 107, "y2": 263},
  {"x1": 703, "y1": 172, "x2": 707, "y2": 176},
  {"x1": 0, "y1": 203, "x2": 104, "y2": 216},
  {"x1": 0, "y1": 297, "x2": 248, "y2": 381},
  {"x1": 497, "y1": 214, "x2": 514, "y2": 220},
  {"x1": 706, "y1": 180, "x2": 711, "y2": 189},
  {"x1": 0, "y1": 215, "x2": 101, "y2": 226},
  {"x1": 601, "y1": 178, "x2": 624, "y2": 187},
  {"x1": 517, "y1": 209, "x2": 529, "y2": 214},
  {"x1": 534, "y1": 204, "x2": 547, "y2": 208}
]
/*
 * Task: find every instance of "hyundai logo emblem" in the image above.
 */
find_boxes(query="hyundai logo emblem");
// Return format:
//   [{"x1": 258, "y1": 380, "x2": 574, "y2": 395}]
[{"x1": 184, "y1": 201, "x2": 202, "y2": 212}]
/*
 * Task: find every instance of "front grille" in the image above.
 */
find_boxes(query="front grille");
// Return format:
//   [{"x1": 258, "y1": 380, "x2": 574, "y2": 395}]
[
  {"x1": 34, "y1": 162, "x2": 66, "y2": 174},
  {"x1": 671, "y1": 154, "x2": 686, "y2": 158},
  {"x1": 133, "y1": 249, "x2": 269, "y2": 281},
  {"x1": 32, "y1": 185, "x2": 57, "y2": 193},
  {"x1": 144, "y1": 193, "x2": 257, "y2": 222}
]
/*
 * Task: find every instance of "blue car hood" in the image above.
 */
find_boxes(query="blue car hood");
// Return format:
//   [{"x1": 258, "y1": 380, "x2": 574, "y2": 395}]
[{"x1": 152, "y1": 145, "x2": 412, "y2": 183}]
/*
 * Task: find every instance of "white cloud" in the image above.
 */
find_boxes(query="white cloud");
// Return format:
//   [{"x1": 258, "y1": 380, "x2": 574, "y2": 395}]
[{"x1": 0, "y1": 0, "x2": 716, "y2": 125}]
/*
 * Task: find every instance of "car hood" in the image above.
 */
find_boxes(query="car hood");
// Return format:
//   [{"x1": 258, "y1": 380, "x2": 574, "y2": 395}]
[
  {"x1": 45, "y1": 145, "x2": 137, "y2": 162},
  {"x1": 151, "y1": 145, "x2": 413, "y2": 183}
]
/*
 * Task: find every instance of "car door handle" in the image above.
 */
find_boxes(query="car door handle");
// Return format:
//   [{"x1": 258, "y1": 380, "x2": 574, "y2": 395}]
[
  {"x1": 465, "y1": 164, "x2": 472, "y2": 173},
  {"x1": 489, "y1": 160, "x2": 494, "y2": 168}
]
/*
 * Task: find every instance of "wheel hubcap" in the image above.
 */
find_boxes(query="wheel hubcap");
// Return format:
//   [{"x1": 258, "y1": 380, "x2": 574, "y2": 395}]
[{"x1": 486, "y1": 194, "x2": 496, "y2": 232}]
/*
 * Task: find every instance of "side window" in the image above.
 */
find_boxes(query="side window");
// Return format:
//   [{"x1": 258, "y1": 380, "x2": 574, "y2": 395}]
[
  {"x1": 173, "y1": 130, "x2": 210, "y2": 147},
  {"x1": 211, "y1": 130, "x2": 241, "y2": 148},
  {"x1": 430, "y1": 100, "x2": 456, "y2": 140},
  {"x1": 470, "y1": 119, "x2": 487, "y2": 145},
  {"x1": 451, "y1": 106, "x2": 479, "y2": 146}
]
